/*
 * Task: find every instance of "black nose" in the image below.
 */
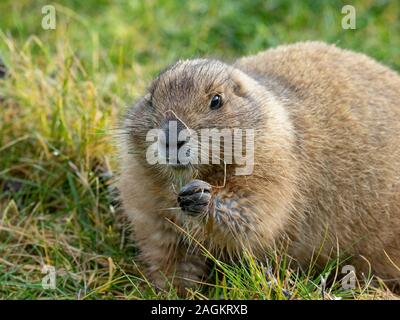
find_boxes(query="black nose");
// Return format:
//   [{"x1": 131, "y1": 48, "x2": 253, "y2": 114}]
[
  {"x1": 162, "y1": 118, "x2": 187, "y2": 150},
  {"x1": 171, "y1": 140, "x2": 186, "y2": 149}
]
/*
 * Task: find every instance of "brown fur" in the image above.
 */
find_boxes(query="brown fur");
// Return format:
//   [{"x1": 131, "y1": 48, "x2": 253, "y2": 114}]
[{"x1": 117, "y1": 41, "x2": 400, "y2": 292}]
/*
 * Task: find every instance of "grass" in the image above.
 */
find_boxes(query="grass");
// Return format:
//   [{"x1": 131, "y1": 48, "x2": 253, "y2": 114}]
[{"x1": 0, "y1": 0, "x2": 399, "y2": 299}]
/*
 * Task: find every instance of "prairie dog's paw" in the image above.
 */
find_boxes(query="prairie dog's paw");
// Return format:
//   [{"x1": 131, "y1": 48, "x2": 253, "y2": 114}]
[{"x1": 177, "y1": 180, "x2": 212, "y2": 215}]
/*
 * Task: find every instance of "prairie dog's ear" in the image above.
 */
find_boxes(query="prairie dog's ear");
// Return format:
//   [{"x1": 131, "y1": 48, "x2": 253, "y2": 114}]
[
  {"x1": 144, "y1": 93, "x2": 151, "y2": 102},
  {"x1": 229, "y1": 68, "x2": 250, "y2": 97}
]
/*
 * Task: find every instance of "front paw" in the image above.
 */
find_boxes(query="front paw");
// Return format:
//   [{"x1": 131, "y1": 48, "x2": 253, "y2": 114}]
[{"x1": 177, "y1": 180, "x2": 212, "y2": 215}]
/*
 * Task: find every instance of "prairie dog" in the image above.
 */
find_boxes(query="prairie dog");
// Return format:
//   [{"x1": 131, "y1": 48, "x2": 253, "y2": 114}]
[{"x1": 118, "y1": 41, "x2": 400, "y2": 292}]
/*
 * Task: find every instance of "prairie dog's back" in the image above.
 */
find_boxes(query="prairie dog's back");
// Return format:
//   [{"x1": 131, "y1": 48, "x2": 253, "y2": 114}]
[
  {"x1": 235, "y1": 41, "x2": 400, "y2": 118},
  {"x1": 237, "y1": 42, "x2": 400, "y2": 275}
]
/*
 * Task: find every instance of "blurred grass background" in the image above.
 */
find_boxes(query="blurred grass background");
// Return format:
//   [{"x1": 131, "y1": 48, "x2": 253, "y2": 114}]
[{"x1": 0, "y1": 0, "x2": 399, "y2": 299}]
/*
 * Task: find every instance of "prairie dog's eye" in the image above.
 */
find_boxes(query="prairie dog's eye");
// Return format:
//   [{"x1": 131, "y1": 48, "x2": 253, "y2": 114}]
[{"x1": 209, "y1": 94, "x2": 222, "y2": 110}]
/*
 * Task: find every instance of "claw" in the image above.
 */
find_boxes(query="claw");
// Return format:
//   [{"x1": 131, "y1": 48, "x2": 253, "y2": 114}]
[
  {"x1": 177, "y1": 180, "x2": 212, "y2": 215},
  {"x1": 178, "y1": 179, "x2": 211, "y2": 196}
]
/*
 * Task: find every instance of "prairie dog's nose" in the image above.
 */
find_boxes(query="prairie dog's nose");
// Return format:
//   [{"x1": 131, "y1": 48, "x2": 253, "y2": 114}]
[{"x1": 161, "y1": 118, "x2": 187, "y2": 150}]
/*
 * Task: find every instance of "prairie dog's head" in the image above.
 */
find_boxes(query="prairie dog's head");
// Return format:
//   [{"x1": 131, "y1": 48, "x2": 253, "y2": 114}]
[{"x1": 122, "y1": 59, "x2": 272, "y2": 180}]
